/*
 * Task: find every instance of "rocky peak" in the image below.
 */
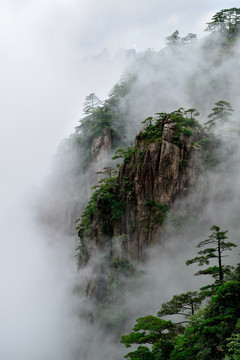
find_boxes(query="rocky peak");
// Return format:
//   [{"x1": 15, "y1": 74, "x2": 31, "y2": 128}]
[
  {"x1": 77, "y1": 113, "x2": 204, "y2": 264},
  {"x1": 89, "y1": 127, "x2": 113, "y2": 192},
  {"x1": 91, "y1": 127, "x2": 112, "y2": 162}
]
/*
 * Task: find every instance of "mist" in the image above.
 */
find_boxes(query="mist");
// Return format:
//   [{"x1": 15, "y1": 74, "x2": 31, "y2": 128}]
[
  {"x1": 69, "y1": 33, "x2": 240, "y2": 359},
  {"x1": 1, "y1": 1, "x2": 240, "y2": 360},
  {"x1": 0, "y1": 1, "x2": 130, "y2": 359}
]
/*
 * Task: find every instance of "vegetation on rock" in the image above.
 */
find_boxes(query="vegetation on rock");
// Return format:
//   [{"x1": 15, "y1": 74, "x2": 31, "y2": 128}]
[
  {"x1": 121, "y1": 226, "x2": 239, "y2": 360},
  {"x1": 75, "y1": 106, "x2": 211, "y2": 263},
  {"x1": 205, "y1": 8, "x2": 240, "y2": 40},
  {"x1": 48, "y1": 7, "x2": 240, "y2": 357}
]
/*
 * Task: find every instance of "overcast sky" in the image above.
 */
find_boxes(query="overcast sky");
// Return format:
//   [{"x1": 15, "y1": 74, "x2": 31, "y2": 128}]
[
  {"x1": 0, "y1": 0, "x2": 238, "y2": 197},
  {"x1": 1, "y1": 2, "x2": 239, "y2": 359},
  {"x1": 0, "y1": 0, "x2": 238, "y2": 209},
  {"x1": 1, "y1": 1, "x2": 238, "y2": 180},
  {"x1": 2, "y1": 1, "x2": 239, "y2": 55}
]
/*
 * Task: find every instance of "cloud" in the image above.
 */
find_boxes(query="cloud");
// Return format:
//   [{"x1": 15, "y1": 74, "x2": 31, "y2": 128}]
[{"x1": 1, "y1": 1, "x2": 240, "y2": 359}]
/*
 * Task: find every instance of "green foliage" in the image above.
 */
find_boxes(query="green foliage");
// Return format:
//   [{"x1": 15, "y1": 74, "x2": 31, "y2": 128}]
[
  {"x1": 204, "y1": 100, "x2": 234, "y2": 130},
  {"x1": 121, "y1": 224, "x2": 239, "y2": 360},
  {"x1": 186, "y1": 225, "x2": 237, "y2": 289},
  {"x1": 167, "y1": 108, "x2": 201, "y2": 145},
  {"x1": 75, "y1": 238, "x2": 83, "y2": 259},
  {"x1": 224, "y1": 333, "x2": 240, "y2": 359},
  {"x1": 158, "y1": 291, "x2": 205, "y2": 319},
  {"x1": 145, "y1": 201, "x2": 169, "y2": 225},
  {"x1": 204, "y1": 281, "x2": 240, "y2": 335},
  {"x1": 139, "y1": 114, "x2": 164, "y2": 143},
  {"x1": 142, "y1": 117, "x2": 153, "y2": 127},
  {"x1": 169, "y1": 281, "x2": 240, "y2": 360},
  {"x1": 83, "y1": 93, "x2": 102, "y2": 116},
  {"x1": 169, "y1": 108, "x2": 200, "y2": 128},
  {"x1": 165, "y1": 30, "x2": 197, "y2": 47},
  {"x1": 229, "y1": 263, "x2": 240, "y2": 281},
  {"x1": 124, "y1": 346, "x2": 154, "y2": 360},
  {"x1": 137, "y1": 107, "x2": 201, "y2": 148},
  {"x1": 121, "y1": 316, "x2": 177, "y2": 346},
  {"x1": 205, "y1": 8, "x2": 240, "y2": 40},
  {"x1": 76, "y1": 105, "x2": 202, "y2": 253},
  {"x1": 113, "y1": 146, "x2": 137, "y2": 163},
  {"x1": 67, "y1": 72, "x2": 138, "y2": 170},
  {"x1": 76, "y1": 176, "x2": 125, "y2": 239},
  {"x1": 97, "y1": 179, "x2": 125, "y2": 223},
  {"x1": 103, "y1": 73, "x2": 137, "y2": 138},
  {"x1": 138, "y1": 150, "x2": 145, "y2": 165},
  {"x1": 181, "y1": 33, "x2": 197, "y2": 45},
  {"x1": 182, "y1": 127, "x2": 193, "y2": 136},
  {"x1": 169, "y1": 310, "x2": 212, "y2": 360},
  {"x1": 121, "y1": 315, "x2": 181, "y2": 360},
  {"x1": 112, "y1": 257, "x2": 135, "y2": 274},
  {"x1": 165, "y1": 30, "x2": 181, "y2": 46},
  {"x1": 75, "y1": 93, "x2": 108, "y2": 151},
  {"x1": 76, "y1": 104, "x2": 214, "y2": 263}
]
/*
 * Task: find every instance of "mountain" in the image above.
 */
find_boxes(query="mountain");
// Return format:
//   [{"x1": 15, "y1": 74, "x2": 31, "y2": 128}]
[
  {"x1": 77, "y1": 112, "x2": 207, "y2": 264},
  {"x1": 38, "y1": 8, "x2": 240, "y2": 360}
]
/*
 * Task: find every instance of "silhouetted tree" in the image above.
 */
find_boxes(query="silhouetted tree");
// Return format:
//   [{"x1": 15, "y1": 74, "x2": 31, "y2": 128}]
[
  {"x1": 186, "y1": 225, "x2": 237, "y2": 286},
  {"x1": 83, "y1": 93, "x2": 102, "y2": 116},
  {"x1": 205, "y1": 8, "x2": 240, "y2": 39},
  {"x1": 204, "y1": 100, "x2": 233, "y2": 130},
  {"x1": 158, "y1": 291, "x2": 205, "y2": 319}
]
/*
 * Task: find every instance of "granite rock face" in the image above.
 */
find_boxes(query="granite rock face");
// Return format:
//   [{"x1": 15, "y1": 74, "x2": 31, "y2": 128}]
[
  {"x1": 91, "y1": 127, "x2": 112, "y2": 162},
  {"x1": 78, "y1": 115, "x2": 203, "y2": 264}
]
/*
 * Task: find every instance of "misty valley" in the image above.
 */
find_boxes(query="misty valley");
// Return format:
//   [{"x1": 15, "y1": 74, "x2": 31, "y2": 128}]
[{"x1": 2, "y1": 6, "x2": 240, "y2": 360}]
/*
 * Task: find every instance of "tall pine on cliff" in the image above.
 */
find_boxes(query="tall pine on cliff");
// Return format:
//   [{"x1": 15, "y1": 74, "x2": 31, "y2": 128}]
[
  {"x1": 41, "y1": 8, "x2": 240, "y2": 357},
  {"x1": 121, "y1": 226, "x2": 239, "y2": 360}
]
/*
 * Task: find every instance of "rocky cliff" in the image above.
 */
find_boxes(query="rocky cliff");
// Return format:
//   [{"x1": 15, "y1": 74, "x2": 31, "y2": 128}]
[
  {"x1": 77, "y1": 112, "x2": 207, "y2": 265},
  {"x1": 74, "y1": 109, "x2": 217, "y2": 331}
]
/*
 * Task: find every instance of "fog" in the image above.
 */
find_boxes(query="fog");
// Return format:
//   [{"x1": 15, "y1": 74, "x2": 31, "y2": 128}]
[
  {"x1": 40, "y1": 33, "x2": 240, "y2": 358},
  {"x1": 1, "y1": 1, "x2": 240, "y2": 360},
  {"x1": 1, "y1": 1, "x2": 130, "y2": 359}
]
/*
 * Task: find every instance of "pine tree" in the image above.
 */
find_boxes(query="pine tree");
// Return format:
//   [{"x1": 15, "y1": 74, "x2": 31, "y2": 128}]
[
  {"x1": 158, "y1": 291, "x2": 205, "y2": 319},
  {"x1": 186, "y1": 225, "x2": 237, "y2": 287},
  {"x1": 205, "y1": 8, "x2": 240, "y2": 39},
  {"x1": 204, "y1": 100, "x2": 233, "y2": 130}
]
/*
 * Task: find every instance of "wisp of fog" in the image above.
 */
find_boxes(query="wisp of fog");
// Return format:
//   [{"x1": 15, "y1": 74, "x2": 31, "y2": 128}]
[{"x1": 1, "y1": 1, "x2": 240, "y2": 360}]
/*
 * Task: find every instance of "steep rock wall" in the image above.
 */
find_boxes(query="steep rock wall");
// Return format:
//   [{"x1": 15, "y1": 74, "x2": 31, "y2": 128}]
[
  {"x1": 78, "y1": 115, "x2": 203, "y2": 264},
  {"x1": 89, "y1": 127, "x2": 113, "y2": 190}
]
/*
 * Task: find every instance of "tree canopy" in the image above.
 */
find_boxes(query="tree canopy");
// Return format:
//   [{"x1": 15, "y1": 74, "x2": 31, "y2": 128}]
[
  {"x1": 186, "y1": 225, "x2": 237, "y2": 288},
  {"x1": 121, "y1": 225, "x2": 239, "y2": 360},
  {"x1": 165, "y1": 30, "x2": 197, "y2": 47},
  {"x1": 204, "y1": 101, "x2": 234, "y2": 130},
  {"x1": 205, "y1": 8, "x2": 240, "y2": 39},
  {"x1": 158, "y1": 291, "x2": 205, "y2": 319}
]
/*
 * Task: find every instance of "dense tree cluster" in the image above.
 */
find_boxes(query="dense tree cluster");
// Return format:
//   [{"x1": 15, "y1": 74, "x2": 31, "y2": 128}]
[
  {"x1": 165, "y1": 30, "x2": 197, "y2": 47},
  {"x1": 54, "y1": 8, "x2": 240, "y2": 356},
  {"x1": 56, "y1": 7, "x2": 239, "y2": 174},
  {"x1": 121, "y1": 226, "x2": 239, "y2": 360},
  {"x1": 205, "y1": 8, "x2": 240, "y2": 39}
]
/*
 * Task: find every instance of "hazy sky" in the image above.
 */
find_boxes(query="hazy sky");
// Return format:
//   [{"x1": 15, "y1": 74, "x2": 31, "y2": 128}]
[
  {"x1": 1, "y1": 0, "x2": 238, "y2": 183},
  {"x1": 0, "y1": 2, "x2": 239, "y2": 359},
  {"x1": 2, "y1": 1, "x2": 239, "y2": 55}
]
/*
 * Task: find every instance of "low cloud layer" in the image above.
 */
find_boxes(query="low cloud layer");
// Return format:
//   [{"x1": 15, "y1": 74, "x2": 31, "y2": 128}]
[{"x1": 1, "y1": 2, "x2": 240, "y2": 360}]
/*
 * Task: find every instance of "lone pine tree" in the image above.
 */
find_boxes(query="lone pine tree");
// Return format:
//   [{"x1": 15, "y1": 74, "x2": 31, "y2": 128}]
[{"x1": 186, "y1": 225, "x2": 237, "y2": 287}]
